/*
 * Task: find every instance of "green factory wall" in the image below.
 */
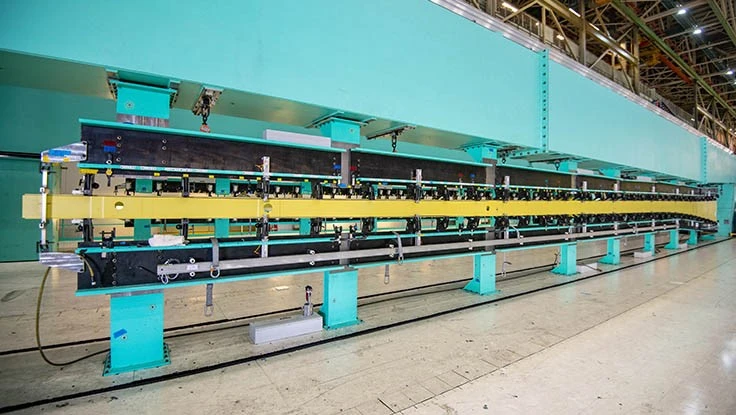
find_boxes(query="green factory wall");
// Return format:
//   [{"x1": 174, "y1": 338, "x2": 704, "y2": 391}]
[
  {"x1": 548, "y1": 61, "x2": 703, "y2": 181},
  {"x1": 0, "y1": 0, "x2": 541, "y2": 149}
]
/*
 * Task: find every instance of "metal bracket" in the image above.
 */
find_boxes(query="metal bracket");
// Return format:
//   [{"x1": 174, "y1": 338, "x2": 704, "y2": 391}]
[
  {"x1": 210, "y1": 237, "x2": 220, "y2": 278},
  {"x1": 192, "y1": 86, "x2": 223, "y2": 116}
]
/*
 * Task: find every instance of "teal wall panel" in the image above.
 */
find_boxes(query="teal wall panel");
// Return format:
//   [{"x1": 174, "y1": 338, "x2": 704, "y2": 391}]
[
  {"x1": 706, "y1": 141, "x2": 736, "y2": 183},
  {"x1": 0, "y1": 158, "x2": 42, "y2": 261},
  {"x1": 548, "y1": 62, "x2": 703, "y2": 180},
  {"x1": 0, "y1": 0, "x2": 540, "y2": 148}
]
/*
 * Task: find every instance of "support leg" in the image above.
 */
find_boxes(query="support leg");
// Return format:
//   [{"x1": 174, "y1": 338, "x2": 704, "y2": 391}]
[
  {"x1": 464, "y1": 253, "x2": 498, "y2": 295},
  {"x1": 104, "y1": 291, "x2": 169, "y2": 376},
  {"x1": 600, "y1": 238, "x2": 620, "y2": 265},
  {"x1": 552, "y1": 243, "x2": 577, "y2": 275},
  {"x1": 319, "y1": 268, "x2": 360, "y2": 329},
  {"x1": 643, "y1": 232, "x2": 655, "y2": 254},
  {"x1": 687, "y1": 230, "x2": 698, "y2": 246},
  {"x1": 664, "y1": 229, "x2": 679, "y2": 250}
]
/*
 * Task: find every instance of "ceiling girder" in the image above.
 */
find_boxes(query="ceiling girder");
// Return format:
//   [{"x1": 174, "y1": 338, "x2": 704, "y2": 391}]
[{"x1": 611, "y1": 0, "x2": 736, "y2": 118}]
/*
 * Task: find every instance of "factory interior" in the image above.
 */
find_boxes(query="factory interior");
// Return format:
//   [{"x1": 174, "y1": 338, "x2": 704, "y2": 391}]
[{"x1": 1, "y1": 1, "x2": 736, "y2": 414}]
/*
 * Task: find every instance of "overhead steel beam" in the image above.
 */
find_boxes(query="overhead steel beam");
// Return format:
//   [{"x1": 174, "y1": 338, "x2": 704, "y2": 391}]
[
  {"x1": 612, "y1": 0, "x2": 736, "y2": 118},
  {"x1": 707, "y1": 0, "x2": 736, "y2": 49},
  {"x1": 643, "y1": 0, "x2": 708, "y2": 23},
  {"x1": 536, "y1": 0, "x2": 637, "y2": 63}
]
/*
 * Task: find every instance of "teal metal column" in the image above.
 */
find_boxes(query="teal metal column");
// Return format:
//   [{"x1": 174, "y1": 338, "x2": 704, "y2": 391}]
[
  {"x1": 320, "y1": 268, "x2": 360, "y2": 329},
  {"x1": 600, "y1": 238, "x2": 620, "y2": 265},
  {"x1": 133, "y1": 179, "x2": 152, "y2": 240},
  {"x1": 716, "y1": 184, "x2": 735, "y2": 237},
  {"x1": 214, "y1": 178, "x2": 230, "y2": 238},
  {"x1": 299, "y1": 181, "x2": 312, "y2": 236},
  {"x1": 318, "y1": 118, "x2": 362, "y2": 329},
  {"x1": 464, "y1": 253, "x2": 498, "y2": 295},
  {"x1": 643, "y1": 233, "x2": 655, "y2": 254},
  {"x1": 104, "y1": 291, "x2": 169, "y2": 376},
  {"x1": 552, "y1": 243, "x2": 577, "y2": 275},
  {"x1": 664, "y1": 229, "x2": 679, "y2": 249},
  {"x1": 687, "y1": 230, "x2": 698, "y2": 245},
  {"x1": 107, "y1": 80, "x2": 175, "y2": 375},
  {"x1": 115, "y1": 81, "x2": 174, "y2": 241}
]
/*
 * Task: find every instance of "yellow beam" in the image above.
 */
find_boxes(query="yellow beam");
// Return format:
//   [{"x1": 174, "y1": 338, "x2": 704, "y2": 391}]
[{"x1": 22, "y1": 194, "x2": 717, "y2": 221}]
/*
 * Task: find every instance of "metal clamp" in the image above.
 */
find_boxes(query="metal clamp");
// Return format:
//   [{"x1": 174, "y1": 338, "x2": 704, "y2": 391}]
[{"x1": 210, "y1": 237, "x2": 220, "y2": 278}]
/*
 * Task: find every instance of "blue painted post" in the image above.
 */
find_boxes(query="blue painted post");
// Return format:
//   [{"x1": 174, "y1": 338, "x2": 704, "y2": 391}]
[
  {"x1": 464, "y1": 253, "x2": 498, "y2": 295},
  {"x1": 643, "y1": 233, "x2": 656, "y2": 254},
  {"x1": 687, "y1": 230, "x2": 698, "y2": 245},
  {"x1": 320, "y1": 268, "x2": 360, "y2": 329},
  {"x1": 664, "y1": 229, "x2": 679, "y2": 249},
  {"x1": 600, "y1": 238, "x2": 620, "y2": 265},
  {"x1": 552, "y1": 243, "x2": 577, "y2": 275},
  {"x1": 104, "y1": 291, "x2": 169, "y2": 376}
]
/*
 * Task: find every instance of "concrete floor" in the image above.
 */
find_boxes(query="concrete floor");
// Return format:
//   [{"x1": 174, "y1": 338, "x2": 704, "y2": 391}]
[{"x1": 0, "y1": 237, "x2": 733, "y2": 414}]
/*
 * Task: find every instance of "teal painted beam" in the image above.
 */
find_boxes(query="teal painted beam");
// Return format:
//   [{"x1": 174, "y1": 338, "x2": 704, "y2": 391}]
[
  {"x1": 0, "y1": 0, "x2": 540, "y2": 149},
  {"x1": 549, "y1": 61, "x2": 703, "y2": 181}
]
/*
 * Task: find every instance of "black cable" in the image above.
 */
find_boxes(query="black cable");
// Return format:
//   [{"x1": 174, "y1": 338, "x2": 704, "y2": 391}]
[{"x1": 36, "y1": 267, "x2": 108, "y2": 366}]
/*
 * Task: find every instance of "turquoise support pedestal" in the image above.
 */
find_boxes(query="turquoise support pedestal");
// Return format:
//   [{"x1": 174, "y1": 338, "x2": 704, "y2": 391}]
[
  {"x1": 687, "y1": 230, "x2": 698, "y2": 246},
  {"x1": 320, "y1": 268, "x2": 360, "y2": 329},
  {"x1": 552, "y1": 243, "x2": 577, "y2": 275},
  {"x1": 716, "y1": 184, "x2": 735, "y2": 237},
  {"x1": 664, "y1": 229, "x2": 679, "y2": 250},
  {"x1": 133, "y1": 179, "x2": 152, "y2": 240},
  {"x1": 643, "y1": 233, "x2": 655, "y2": 254},
  {"x1": 599, "y1": 238, "x2": 620, "y2": 265},
  {"x1": 104, "y1": 291, "x2": 169, "y2": 376},
  {"x1": 464, "y1": 253, "x2": 498, "y2": 295}
]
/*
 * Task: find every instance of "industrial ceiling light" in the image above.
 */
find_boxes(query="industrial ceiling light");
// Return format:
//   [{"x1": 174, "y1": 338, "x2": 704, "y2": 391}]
[
  {"x1": 556, "y1": 34, "x2": 565, "y2": 41},
  {"x1": 501, "y1": 2, "x2": 518, "y2": 12},
  {"x1": 693, "y1": 27, "x2": 703, "y2": 35},
  {"x1": 677, "y1": 8, "x2": 687, "y2": 15},
  {"x1": 727, "y1": 69, "x2": 734, "y2": 75}
]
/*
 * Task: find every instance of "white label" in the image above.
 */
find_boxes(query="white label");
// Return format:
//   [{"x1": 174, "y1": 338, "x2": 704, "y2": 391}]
[{"x1": 186, "y1": 264, "x2": 198, "y2": 271}]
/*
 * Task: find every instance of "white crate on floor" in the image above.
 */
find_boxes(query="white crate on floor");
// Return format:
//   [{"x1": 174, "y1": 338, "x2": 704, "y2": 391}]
[{"x1": 249, "y1": 314, "x2": 323, "y2": 345}]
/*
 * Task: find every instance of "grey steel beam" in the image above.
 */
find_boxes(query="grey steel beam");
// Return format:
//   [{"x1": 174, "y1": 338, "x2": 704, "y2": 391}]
[
  {"x1": 643, "y1": 0, "x2": 709, "y2": 23},
  {"x1": 611, "y1": 0, "x2": 736, "y2": 117},
  {"x1": 536, "y1": 0, "x2": 637, "y2": 63},
  {"x1": 707, "y1": 0, "x2": 736, "y2": 49}
]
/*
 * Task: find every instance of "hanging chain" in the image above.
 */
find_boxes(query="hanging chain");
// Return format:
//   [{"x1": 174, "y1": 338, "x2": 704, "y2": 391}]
[
  {"x1": 391, "y1": 131, "x2": 398, "y2": 153},
  {"x1": 200, "y1": 96, "x2": 211, "y2": 133}
]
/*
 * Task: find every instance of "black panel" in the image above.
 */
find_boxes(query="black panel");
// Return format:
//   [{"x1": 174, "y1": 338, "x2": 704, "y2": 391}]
[
  {"x1": 575, "y1": 176, "x2": 617, "y2": 191},
  {"x1": 353, "y1": 152, "x2": 487, "y2": 182},
  {"x1": 82, "y1": 125, "x2": 338, "y2": 176},
  {"x1": 496, "y1": 166, "x2": 571, "y2": 188}
]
